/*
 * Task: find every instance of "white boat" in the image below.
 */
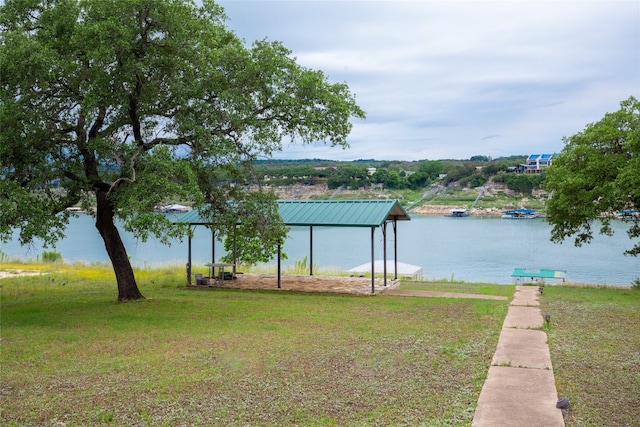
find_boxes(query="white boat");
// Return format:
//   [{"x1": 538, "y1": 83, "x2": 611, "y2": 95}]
[
  {"x1": 617, "y1": 209, "x2": 638, "y2": 220},
  {"x1": 156, "y1": 204, "x2": 191, "y2": 213}
]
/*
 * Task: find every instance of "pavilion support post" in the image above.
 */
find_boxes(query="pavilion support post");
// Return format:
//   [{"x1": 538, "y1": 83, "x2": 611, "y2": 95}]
[
  {"x1": 309, "y1": 226, "x2": 313, "y2": 276},
  {"x1": 187, "y1": 231, "x2": 193, "y2": 285},
  {"x1": 393, "y1": 220, "x2": 398, "y2": 280},
  {"x1": 383, "y1": 222, "x2": 388, "y2": 287},
  {"x1": 370, "y1": 226, "x2": 375, "y2": 294},
  {"x1": 277, "y1": 243, "x2": 282, "y2": 289},
  {"x1": 233, "y1": 224, "x2": 237, "y2": 275},
  {"x1": 211, "y1": 229, "x2": 215, "y2": 264}
]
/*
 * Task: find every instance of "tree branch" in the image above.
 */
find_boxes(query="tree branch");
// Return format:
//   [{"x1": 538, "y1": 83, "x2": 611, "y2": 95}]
[{"x1": 88, "y1": 105, "x2": 107, "y2": 141}]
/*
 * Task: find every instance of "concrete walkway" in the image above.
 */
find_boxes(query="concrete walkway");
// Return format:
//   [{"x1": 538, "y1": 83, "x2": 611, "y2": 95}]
[{"x1": 472, "y1": 286, "x2": 565, "y2": 426}]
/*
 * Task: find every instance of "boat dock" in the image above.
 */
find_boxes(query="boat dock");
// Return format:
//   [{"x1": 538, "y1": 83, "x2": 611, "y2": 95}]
[{"x1": 511, "y1": 268, "x2": 567, "y2": 284}]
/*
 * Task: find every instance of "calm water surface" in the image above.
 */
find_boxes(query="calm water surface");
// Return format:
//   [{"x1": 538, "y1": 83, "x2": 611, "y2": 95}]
[{"x1": 2, "y1": 213, "x2": 638, "y2": 285}]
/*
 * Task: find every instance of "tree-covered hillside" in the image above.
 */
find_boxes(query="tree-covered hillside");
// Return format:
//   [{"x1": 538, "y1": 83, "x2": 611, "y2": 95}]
[{"x1": 251, "y1": 155, "x2": 545, "y2": 194}]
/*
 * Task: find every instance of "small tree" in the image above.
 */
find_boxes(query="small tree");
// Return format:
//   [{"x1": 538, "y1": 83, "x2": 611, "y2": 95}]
[
  {"x1": 502, "y1": 173, "x2": 544, "y2": 194},
  {"x1": 219, "y1": 191, "x2": 289, "y2": 266},
  {"x1": 544, "y1": 96, "x2": 639, "y2": 256},
  {"x1": 0, "y1": 0, "x2": 365, "y2": 301}
]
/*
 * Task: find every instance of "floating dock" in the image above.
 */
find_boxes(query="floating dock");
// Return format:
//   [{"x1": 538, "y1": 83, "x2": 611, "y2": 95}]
[{"x1": 511, "y1": 268, "x2": 566, "y2": 283}]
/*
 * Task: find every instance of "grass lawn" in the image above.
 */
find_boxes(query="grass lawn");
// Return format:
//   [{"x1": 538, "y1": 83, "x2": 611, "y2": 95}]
[
  {"x1": 399, "y1": 280, "x2": 515, "y2": 298},
  {"x1": 3, "y1": 264, "x2": 638, "y2": 426},
  {"x1": 540, "y1": 285, "x2": 640, "y2": 427},
  {"x1": 1, "y1": 264, "x2": 509, "y2": 426}
]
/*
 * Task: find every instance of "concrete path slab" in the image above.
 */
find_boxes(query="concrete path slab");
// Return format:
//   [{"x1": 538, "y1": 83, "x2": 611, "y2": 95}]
[
  {"x1": 491, "y1": 328, "x2": 552, "y2": 369},
  {"x1": 473, "y1": 286, "x2": 564, "y2": 426},
  {"x1": 511, "y1": 285, "x2": 540, "y2": 307},
  {"x1": 473, "y1": 366, "x2": 564, "y2": 427},
  {"x1": 503, "y1": 305, "x2": 543, "y2": 329}
]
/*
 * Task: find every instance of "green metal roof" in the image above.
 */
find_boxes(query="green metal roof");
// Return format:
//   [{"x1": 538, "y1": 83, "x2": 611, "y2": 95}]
[
  {"x1": 278, "y1": 200, "x2": 410, "y2": 227},
  {"x1": 176, "y1": 199, "x2": 410, "y2": 227},
  {"x1": 174, "y1": 208, "x2": 209, "y2": 225}
]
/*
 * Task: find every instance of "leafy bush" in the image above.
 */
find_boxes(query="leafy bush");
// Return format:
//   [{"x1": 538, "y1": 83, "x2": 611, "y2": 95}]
[
  {"x1": 41, "y1": 250, "x2": 62, "y2": 263},
  {"x1": 459, "y1": 174, "x2": 488, "y2": 188},
  {"x1": 501, "y1": 173, "x2": 545, "y2": 194}
]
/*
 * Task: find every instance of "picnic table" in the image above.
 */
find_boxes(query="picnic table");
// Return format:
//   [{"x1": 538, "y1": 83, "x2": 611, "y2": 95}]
[{"x1": 205, "y1": 263, "x2": 235, "y2": 282}]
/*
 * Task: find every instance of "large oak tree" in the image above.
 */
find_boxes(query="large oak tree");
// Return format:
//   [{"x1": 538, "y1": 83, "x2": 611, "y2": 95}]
[
  {"x1": 0, "y1": 0, "x2": 365, "y2": 301},
  {"x1": 544, "y1": 96, "x2": 639, "y2": 257}
]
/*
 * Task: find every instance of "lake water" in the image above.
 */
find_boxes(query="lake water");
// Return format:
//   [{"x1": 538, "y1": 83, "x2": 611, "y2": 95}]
[{"x1": 2, "y1": 213, "x2": 638, "y2": 286}]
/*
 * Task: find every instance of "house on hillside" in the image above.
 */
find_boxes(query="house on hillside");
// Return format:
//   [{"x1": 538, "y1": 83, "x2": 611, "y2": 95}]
[{"x1": 521, "y1": 153, "x2": 554, "y2": 174}]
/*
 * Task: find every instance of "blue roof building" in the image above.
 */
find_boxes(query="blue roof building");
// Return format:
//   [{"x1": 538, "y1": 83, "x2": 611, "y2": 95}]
[{"x1": 524, "y1": 153, "x2": 554, "y2": 173}]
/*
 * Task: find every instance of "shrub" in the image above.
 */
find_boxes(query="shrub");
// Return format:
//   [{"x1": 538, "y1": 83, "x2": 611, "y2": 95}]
[{"x1": 41, "y1": 250, "x2": 63, "y2": 263}]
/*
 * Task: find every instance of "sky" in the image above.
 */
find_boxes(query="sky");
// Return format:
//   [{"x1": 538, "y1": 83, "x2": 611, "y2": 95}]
[{"x1": 217, "y1": 0, "x2": 640, "y2": 161}]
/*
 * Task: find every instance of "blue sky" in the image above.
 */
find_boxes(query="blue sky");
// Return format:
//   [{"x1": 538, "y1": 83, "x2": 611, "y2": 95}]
[{"x1": 218, "y1": 0, "x2": 639, "y2": 161}]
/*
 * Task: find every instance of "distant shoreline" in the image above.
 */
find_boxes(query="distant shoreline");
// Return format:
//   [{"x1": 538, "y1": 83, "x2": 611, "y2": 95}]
[{"x1": 409, "y1": 205, "x2": 506, "y2": 217}]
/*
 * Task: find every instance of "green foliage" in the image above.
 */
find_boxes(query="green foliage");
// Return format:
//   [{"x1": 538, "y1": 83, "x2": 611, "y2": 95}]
[
  {"x1": 500, "y1": 173, "x2": 545, "y2": 194},
  {"x1": 248, "y1": 157, "x2": 532, "y2": 193},
  {"x1": 371, "y1": 168, "x2": 408, "y2": 189},
  {"x1": 290, "y1": 255, "x2": 318, "y2": 274},
  {"x1": 544, "y1": 96, "x2": 640, "y2": 256},
  {"x1": 219, "y1": 191, "x2": 290, "y2": 265},
  {"x1": 458, "y1": 173, "x2": 488, "y2": 189},
  {"x1": 327, "y1": 165, "x2": 370, "y2": 189},
  {"x1": 469, "y1": 155, "x2": 491, "y2": 162},
  {"x1": 294, "y1": 256, "x2": 308, "y2": 272},
  {"x1": 41, "y1": 250, "x2": 62, "y2": 263},
  {"x1": 0, "y1": 0, "x2": 364, "y2": 297},
  {"x1": 253, "y1": 164, "x2": 328, "y2": 186},
  {"x1": 418, "y1": 160, "x2": 446, "y2": 180}
]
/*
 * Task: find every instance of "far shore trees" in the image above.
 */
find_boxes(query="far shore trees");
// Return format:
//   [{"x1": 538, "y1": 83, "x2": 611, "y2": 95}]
[
  {"x1": 0, "y1": 0, "x2": 365, "y2": 301},
  {"x1": 544, "y1": 96, "x2": 639, "y2": 256}
]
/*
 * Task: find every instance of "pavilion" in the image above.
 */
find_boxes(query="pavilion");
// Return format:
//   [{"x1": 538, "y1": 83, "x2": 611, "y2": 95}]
[{"x1": 175, "y1": 199, "x2": 411, "y2": 294}]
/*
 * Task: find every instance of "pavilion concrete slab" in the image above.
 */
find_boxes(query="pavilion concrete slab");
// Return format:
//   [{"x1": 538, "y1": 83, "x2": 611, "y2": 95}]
[
  {"x1": 491, "y1": 328, "x2": 553, "y2": 369},
  {"x1": 472, "y1": 366, "x2": 564, "y2": 427}
]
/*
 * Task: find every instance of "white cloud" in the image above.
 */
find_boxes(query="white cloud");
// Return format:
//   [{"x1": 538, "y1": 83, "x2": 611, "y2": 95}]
[{"x1": 219, "y1": 0, "x2": 640, "y2": 160}]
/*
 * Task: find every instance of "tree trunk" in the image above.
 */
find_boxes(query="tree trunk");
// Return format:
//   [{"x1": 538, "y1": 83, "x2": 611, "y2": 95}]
[{"x1": 95, "y1": 189, "x2": 145, "y2": 301}]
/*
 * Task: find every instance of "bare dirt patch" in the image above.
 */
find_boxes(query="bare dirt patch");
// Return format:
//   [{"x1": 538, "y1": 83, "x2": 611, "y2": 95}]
[{"x1": 0, "y1": 269, "x2": 44, "y2": 279}]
